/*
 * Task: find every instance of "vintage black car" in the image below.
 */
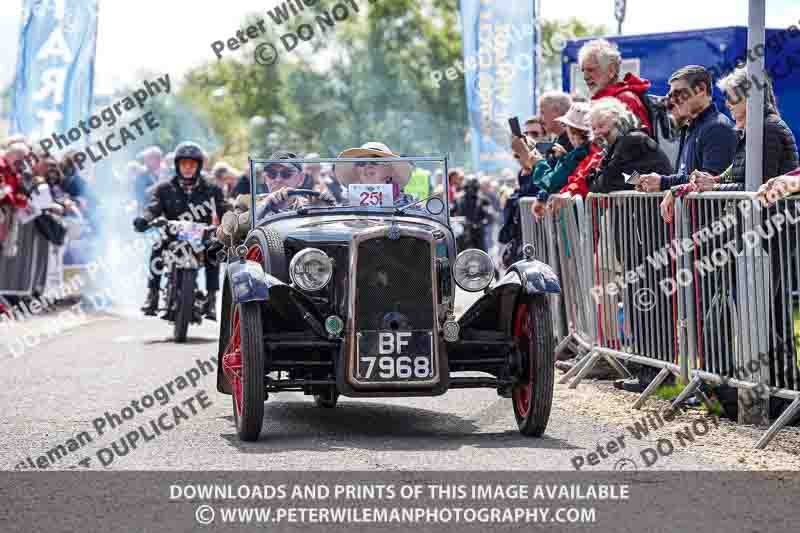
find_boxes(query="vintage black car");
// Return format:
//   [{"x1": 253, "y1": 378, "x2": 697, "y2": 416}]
[{"x1": 215, "y1": 157, "x2": 560, "y2": 441}]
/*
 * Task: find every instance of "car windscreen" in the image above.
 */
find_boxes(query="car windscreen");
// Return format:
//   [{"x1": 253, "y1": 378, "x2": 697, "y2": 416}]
[{"x1": 246, "y1": 157, "x2": 450, "y2": 223}]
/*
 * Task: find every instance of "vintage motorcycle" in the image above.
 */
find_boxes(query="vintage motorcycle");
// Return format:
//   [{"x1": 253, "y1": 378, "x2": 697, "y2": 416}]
[{"x1": 147, "y1": 218, "x2": 216, "y2": 342}]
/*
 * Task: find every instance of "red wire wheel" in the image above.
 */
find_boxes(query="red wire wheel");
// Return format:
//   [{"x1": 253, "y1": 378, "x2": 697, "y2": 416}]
[
  {"x1": 223, "y1": 246, "x2": 265, "y2": 441},
  {"x1": 511, "y1": 296, "x2": 555, "y2": 437}
]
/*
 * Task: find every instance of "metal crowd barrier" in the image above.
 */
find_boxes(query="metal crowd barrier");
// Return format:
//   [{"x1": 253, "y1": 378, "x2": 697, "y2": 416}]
[
  {"x1": 519, "y1": 197, "x2": 567, "y2": 343},
  {"x1": 0, "y1": 220, "x2": 49, "y2": 296},
  {"x1": 519, "y1": 190, "x2": 800, "y2": 449},
  {"x1": 559, "y1": 193, "x2": 690, "y2": 404},
  {"x1": 669, "y1": 192, "x2": 800, "y2": 449}
]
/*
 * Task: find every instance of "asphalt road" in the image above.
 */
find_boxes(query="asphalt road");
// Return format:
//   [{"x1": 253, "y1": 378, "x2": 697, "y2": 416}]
[{"x1": 0, "y1": 291, "x2": 729, "y2": 472}]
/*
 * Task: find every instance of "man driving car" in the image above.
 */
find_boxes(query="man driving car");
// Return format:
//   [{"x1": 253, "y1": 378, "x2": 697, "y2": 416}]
[{"x1": 219, "y1": 151, "x2": 336, "y2": 243}]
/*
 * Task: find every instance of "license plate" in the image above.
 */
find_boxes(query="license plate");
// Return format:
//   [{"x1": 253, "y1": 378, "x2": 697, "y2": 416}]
[
  {"x1": 176, "y1": 223, "x2": 205, "y2": 248},
  {"x1": 356, "y1": 330, "x2": 434, "y2": 382}
]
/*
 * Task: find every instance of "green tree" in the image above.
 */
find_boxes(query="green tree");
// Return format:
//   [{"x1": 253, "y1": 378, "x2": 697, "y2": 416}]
[{"x1": 171, "y1": 3, "x2": 606, "y2": 169}]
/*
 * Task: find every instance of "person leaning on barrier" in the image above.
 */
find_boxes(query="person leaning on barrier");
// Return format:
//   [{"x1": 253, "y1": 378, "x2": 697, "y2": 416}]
[
  {"x1": 756, "y1": 167, "x2": 800, "y2": 206},
  {"x1": 527, "y1": 103, "x2": 603, "y2": 219},
  {"x1": 585, "y1": 98, "x2": 672, "y2": 194},
  {"x1": 0, "y1": 146, "x2": 31, "y2": 258},
  {"x1": 659, "y1": 68, "x2": 798, "y2": 223},
  {"x1": 712, "y1": 69, "x2": 797, "y2": 191},
  {"x1": 637, "y1": 65, "x2": 737, "y2": 194},
  {"x1": 585, "y1": 98, "x2": 672, "y2": 357}
]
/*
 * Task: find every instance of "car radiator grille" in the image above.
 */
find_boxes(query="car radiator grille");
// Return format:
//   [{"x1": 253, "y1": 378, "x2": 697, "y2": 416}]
[{"x1": 355, "y1": 236, "x2": 433, "y2": 331}]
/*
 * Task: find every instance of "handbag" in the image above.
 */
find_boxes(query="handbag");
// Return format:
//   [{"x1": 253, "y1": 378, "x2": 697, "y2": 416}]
[{"x1": 34, "y1": 212, "x2": 68, "y2": 245}]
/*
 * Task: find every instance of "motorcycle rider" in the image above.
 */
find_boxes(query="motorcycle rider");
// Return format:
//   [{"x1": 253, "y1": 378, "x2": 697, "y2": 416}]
[
  {"x1": 451, "y1": 177, "x2": 494, "y2": 252},
  {"x1": 133, "y1": 142, "x2": 226, "y2": 320}
]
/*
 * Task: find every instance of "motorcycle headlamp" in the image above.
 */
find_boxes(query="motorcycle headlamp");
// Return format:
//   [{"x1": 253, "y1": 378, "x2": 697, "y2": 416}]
[
  {"x1": 453, "y1": 249, "x2": 494, "y2": 292},
  {"x1": 289, "y1": 248, "x2": 333, "y2": 291}
]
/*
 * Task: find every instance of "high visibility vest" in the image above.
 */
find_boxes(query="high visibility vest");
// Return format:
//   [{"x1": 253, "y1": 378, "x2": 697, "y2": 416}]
[{"x1": 405, "y1": 168, "x2": 431, "y2": 200}]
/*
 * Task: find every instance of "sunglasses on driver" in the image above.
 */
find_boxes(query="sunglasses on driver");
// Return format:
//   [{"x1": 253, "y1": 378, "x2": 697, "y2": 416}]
[{"x1": 265, "y1": 167, "x2": 298, "y2": 179}]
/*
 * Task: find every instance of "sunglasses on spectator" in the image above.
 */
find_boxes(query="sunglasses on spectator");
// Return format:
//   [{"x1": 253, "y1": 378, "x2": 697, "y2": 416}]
[
  {"x1": 667, "y1": 88, "x2": 693, "y2": 102},
  {"x1": 265, "y1": 167, "x2": 297, "y2": 179}
]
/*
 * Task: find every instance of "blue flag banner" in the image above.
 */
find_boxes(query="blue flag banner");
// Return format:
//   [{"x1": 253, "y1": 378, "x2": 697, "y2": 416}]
[
  {"x1": 11, "y1": 0, "x2": 99, "y2": 143},
  {"x1": 460, "y1": 0, "x2": 537, "y2": 173}
]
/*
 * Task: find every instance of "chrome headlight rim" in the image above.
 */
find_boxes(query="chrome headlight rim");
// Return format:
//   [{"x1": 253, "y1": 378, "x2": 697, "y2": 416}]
[
  {"x1": 289, "y1": 248, "x2": 333, "y2": 292},
  {"x1": 453, "y1": 249, "x2": 494, "y2": 292}
]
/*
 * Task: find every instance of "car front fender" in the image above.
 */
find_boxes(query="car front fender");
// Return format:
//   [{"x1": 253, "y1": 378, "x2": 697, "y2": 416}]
[
  {"x1": 227, "y1": 259, "x2": 280, "y2": 304},
  {"x1": 508, "y1": 259, "x2": 561, "y2": 295}
]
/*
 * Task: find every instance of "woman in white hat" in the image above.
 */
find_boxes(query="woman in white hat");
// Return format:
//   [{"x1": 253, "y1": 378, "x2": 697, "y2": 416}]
[
  {"x1": 526, "y1": 102, "x2": 604, "y2": 218},
  {"x1": 334, "y1": 142, "x2": 416, "y2": 206}
]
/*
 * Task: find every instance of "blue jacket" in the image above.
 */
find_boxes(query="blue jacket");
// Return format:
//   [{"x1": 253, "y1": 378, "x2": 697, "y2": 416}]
[
  {"x1": 660, "y1": 103, "x2": 737, "y2": 190},
  {"x1": 520, "y1": 143, "x2": 591, "y2": 197}
]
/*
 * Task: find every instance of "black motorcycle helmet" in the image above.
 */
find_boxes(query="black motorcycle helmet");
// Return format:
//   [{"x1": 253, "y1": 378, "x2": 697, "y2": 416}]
[
  {"x1": 173, "y1": 142, "x2": 205, "y2": 187},
  {"x1": 464, "y1": 177, "x2": 480, "y2": 194}
]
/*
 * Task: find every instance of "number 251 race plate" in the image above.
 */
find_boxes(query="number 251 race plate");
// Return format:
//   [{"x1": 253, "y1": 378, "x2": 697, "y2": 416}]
[
  {"x1": 348, "y1": 184, "x2": 394, "y2": 207},
  {"x1": 356, "y1": 331, "x2": 434, "y2": 382}
]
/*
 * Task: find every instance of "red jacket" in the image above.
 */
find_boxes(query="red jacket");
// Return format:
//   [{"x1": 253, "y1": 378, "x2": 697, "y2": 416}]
[
  {"x1": 560, "y1": 143, "x2": 604, "y2": 198},
  {"x1": 592, "y1": 73, "x2": 652, "y2": 134},
  {"x1": 0, "y1": 156, "x2": 28, "y2": 209}
]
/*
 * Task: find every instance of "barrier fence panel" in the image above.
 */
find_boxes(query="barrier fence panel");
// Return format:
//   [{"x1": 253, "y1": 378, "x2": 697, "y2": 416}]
[
  {"x1": 760, "y1": 196, "x2": 800, "y2": 393},
  {"x1": 0, "y1": 220, "x2": 49, "y2": 296},
  {"x1": 552, "y1": 196, "x2": 595, "y2": 352},
  {"x1": 675, "y1": 192, "x2": 800, "y2": 448},
  {"x1": 519, "y1": 197, "x2": 566, "y2": 343},
  {"x1": 519, "y1": 197, "x2": 550, "y2": 264},
  {"x1": 574, "y1": 193, "x2": 685, "y2": 388},
  {"x1": 518, "y1": 188, "x2": 800, "y2": 448}
]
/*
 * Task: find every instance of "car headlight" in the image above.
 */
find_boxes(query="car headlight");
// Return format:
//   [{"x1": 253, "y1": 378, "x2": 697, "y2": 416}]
[
  {"x1": 289, "y1": 248, "x2": 333, "y2": 291},
  {"x1": 453, "y1": 249, "x2": 494, "y2": 292}
]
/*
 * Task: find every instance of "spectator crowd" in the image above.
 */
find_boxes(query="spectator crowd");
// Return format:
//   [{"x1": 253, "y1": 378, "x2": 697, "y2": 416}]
[
  {"x1": 4, "y1": 38, "x2": 800, "y2": 332},
  {"x1": 498, "y1": 37, "x2": 800, "y2": 390},
  {"x1": 499, "y1": 37, "x2": 800, "y2": 259}
]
